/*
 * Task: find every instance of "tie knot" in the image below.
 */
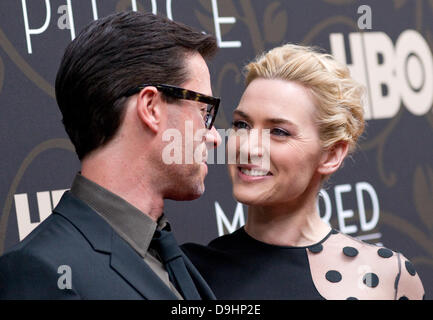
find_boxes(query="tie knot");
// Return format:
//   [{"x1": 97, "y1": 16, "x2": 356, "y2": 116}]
[{"x1": 151, "y1": 229, "x2": 182, "y2": 263}]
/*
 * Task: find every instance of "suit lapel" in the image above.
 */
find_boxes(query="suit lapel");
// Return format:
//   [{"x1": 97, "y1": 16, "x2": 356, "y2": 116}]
[
  {"x1": 110, "y1": 231, "x2": 179, "y2": 300},
  {"x1": 54, "y1": 191, "x2": 179, "y2": 300},
  {"x1": 53, "y1": 191, "x2": 112, "y2": 253}
]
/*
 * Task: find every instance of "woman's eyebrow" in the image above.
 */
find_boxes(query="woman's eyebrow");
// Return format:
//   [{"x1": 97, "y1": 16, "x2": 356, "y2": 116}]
[
  {"x1": 234, "y1": 109, "x2": 297, "y2": 128},
  {"x1": 232, "y1": 109, "x2": 252, "y2": 122},
  {"x1": 265, "y1": 118, "x2": 298, "y2": 128}
]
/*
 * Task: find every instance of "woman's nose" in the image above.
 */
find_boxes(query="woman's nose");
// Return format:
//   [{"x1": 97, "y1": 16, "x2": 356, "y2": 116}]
[{"x1": 239, "y1": 129, "x2": 270, "y2": 168}]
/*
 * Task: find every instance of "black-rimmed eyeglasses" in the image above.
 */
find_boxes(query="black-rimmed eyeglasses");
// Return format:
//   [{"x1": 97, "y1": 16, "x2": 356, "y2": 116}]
[{"x1": 124, "y1": 84, "x2": 220, "y2": 130}]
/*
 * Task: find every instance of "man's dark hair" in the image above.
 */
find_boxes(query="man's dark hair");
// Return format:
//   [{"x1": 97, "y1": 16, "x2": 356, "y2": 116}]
[{"x1": 55, "y1": 11, "x2": 217, "y2": 160}]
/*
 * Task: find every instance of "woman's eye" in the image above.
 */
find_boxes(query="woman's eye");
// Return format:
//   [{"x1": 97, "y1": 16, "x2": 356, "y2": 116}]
[
  {"x1": 271, "y1": 128, "x2": 290, "y2": 136},
  {"x1": 232, "y1": 120, "x2": 250, "y2": 130}
]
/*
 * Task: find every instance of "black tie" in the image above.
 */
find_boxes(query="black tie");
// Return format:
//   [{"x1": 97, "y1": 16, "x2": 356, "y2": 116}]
[{"x1": 151, "y1": 227, "x2": 201, "y2": 300}]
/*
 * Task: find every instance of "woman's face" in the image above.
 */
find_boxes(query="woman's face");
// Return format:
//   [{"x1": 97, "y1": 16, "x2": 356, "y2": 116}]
[{"x1": 228, "y1": 78, "x2": 326, "y2": 207}]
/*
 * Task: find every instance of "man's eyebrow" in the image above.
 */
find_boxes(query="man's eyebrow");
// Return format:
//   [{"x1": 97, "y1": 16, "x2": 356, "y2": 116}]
[{"x1": 233, "y1": 109, "x2": 297, "y2": 127}]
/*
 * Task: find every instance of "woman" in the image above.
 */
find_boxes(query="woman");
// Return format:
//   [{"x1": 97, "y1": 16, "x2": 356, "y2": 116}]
[{"x1": 182, "y1": 44, "x2": 425, "y2": 300}]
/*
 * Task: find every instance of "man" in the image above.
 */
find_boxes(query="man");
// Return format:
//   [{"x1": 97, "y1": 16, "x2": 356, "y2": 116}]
[{"x1": 0, "y1": 11, "x2": 221, "y2": 299}]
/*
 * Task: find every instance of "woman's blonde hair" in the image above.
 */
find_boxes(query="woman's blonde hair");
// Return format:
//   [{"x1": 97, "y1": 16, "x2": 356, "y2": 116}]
[{"x1": 245, "y1": 43, "x2": 365, "y2": 155}]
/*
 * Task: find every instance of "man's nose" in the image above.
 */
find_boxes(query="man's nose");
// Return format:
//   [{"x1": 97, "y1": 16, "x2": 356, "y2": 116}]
[{"x1": 205, "y1": 126, "x2": 222, "y2": 149}]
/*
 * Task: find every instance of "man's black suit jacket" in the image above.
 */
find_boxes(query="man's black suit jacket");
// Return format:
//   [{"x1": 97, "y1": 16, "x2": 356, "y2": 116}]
[{"x1": 0, "y1": 191, "x2": 215, "y2": 300}]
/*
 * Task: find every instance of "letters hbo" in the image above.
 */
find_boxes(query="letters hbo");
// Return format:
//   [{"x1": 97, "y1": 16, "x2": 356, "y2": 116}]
[{"x1": 330, "y1": 30, "x2": 433, "y2": 119}]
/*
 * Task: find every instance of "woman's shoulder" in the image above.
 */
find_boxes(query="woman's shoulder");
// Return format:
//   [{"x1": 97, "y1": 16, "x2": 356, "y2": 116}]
[{"x1": 310, "y1": 230, "x2": 425, "y2": 300}]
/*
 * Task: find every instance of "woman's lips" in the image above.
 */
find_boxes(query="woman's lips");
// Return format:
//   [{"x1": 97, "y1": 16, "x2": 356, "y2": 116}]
[{"x1": 236, "y1": 166, "x2": 273, "y2": 182}]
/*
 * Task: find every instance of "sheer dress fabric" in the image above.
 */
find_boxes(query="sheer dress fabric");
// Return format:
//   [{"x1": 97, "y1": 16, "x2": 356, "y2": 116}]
[{"x1": 182, "y1": 228, "x2": 425, "y2": 300}]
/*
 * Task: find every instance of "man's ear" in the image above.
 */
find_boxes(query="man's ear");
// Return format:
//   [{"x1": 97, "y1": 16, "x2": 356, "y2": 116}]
[
  {"x1": 135, "y1": 87, "x2": 163, "y2": 134},
  {"x1": 317, "y1": 141, "x2": 349, "y2": 176}
]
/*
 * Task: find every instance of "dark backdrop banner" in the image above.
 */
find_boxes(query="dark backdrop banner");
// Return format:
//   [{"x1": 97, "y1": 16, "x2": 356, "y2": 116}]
[{"x1": 0, "y1": 0, "x2": 432, "y2": 298}]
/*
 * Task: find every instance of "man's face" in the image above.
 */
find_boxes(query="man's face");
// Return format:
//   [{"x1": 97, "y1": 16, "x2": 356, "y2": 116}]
[{"x1": 160, "y1": 53, "x2": 221, "y2": 200}]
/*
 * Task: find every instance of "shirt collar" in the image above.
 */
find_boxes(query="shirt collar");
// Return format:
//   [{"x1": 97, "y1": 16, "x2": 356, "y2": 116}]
[{"x1": 70, "y1": 173, "x2": 166, "y2": 257}]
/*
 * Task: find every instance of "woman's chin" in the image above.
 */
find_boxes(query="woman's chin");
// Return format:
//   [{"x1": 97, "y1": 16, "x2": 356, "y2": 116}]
[{"x1": 232, "y1": 189, "x2": 267, "y2": 206}]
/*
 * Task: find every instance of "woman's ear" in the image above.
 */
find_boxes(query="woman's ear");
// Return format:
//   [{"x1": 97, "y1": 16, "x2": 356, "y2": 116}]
[
  {"x1": 317, "y1": 141, "x2": 349, "y2": 176},
  {"x1": 135, "y1": 86, "x2": 163, "y2": 134}
]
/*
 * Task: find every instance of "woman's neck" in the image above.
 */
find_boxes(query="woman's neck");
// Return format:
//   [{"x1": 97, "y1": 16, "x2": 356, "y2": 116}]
[{"x1": 245, "y1": 199, "x2": 331, "y2": 247}]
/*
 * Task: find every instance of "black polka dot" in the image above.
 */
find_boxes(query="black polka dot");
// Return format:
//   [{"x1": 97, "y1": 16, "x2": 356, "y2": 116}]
[
  {"x1": 394, "y1": 273, "x2": 400, "y2": 290},
  {"x1": 308, "y1": 244, "x2": 323, "y2": 253},
  {"x1": 363, "y1": 273, "x2": 379, "y2": 288},
  {"x1": 325, "y1": 270, "x2": 342, "y2": 283},
  {"x1": 346, "y1": 297, "x2": 358, "y2": 300},
  {"x1": 399, "y1": 296, "x2": 409, "y2": 300},
  {"x1": 343, "y1": 246, "x2": 358, "y2": 257},
  {"x1": 405, "y1": 261, "x2": 416, "y2": 276},
  {"x1": 331, "y1": 229, "x2": 339, "y2": 234},
  {"x1": 377, "y1": 248, "x2": 393, "y2": 258}
]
